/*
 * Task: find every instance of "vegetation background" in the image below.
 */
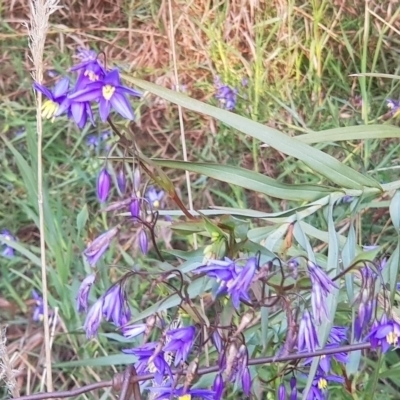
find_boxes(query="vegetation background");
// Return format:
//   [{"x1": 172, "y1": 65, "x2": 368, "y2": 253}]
[{"x1": 2, "y1": 0, "x2": 400, "y2": 398}]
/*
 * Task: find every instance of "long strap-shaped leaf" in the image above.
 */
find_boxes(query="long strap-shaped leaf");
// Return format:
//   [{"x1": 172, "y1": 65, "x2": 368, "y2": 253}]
[
  {"x1": 153, "y1": 159, "x2": 333, "y2": 201},
  {"x1": 123, "y1": 76, "x2": 381, "y2": 190}
]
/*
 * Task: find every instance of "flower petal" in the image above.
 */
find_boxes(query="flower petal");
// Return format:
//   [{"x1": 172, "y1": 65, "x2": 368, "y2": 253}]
[
  {"x1": 99, "y1": 98, "x2": 112, "y2": 122},
  {"x1": 53, "y1": 77, "x2": 70, "y2": 98},
  {"x1": 69, "y1": 86, "x2": 102, "y2": 102},
  {"x1": 110, "y1": 92, "x2": 135, "y2": 120}
]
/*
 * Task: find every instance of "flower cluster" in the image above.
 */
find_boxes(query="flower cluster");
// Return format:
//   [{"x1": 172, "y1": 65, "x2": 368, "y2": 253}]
[
  {"x1": 33, "y1": 48, "x2": 141, "y2": 128},
  {"x1": 194, "y1": 257, "x2": 258, "y2": 309},
  {"x1": 214, "y1": 76, "x2": 238, "y2": 111}
]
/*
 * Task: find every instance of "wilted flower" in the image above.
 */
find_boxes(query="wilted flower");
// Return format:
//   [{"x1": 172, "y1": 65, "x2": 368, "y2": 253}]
[
  {"x1": 150, "y1": 386, "x2": 215, "y2": 400},
  {"x1": 69, "y1": 69, "x2": 141, "y2": 121},
  {"x1": 84, "y1": 226, "x2": 119, "y2": 266},
  {"x1": 367, "y1": 314, "x2": 400, "y2": 352},
  {"x1": 102, "y1": 283, "x2": 131, "y2": 327},
  {"x1": 307, "y1": 261, "x2": 337, "y2": 324},
  {"x1": 123, "y1": 342, "x2": 172, "y2": 385},
  {"x1": 298, "y1": 310, "x2": 319, "y2": 353},
  {"x1": 32, "y1": 290, "x2": 44, "y2": 322},
  {"x1": 33, "y1": 77, "x2": 70, "y2": 120},
  {"x1": 83, "y1": 298, "x2": 103, "y2": 338},
  {"x1": 77, "y1": 274, "x2": 96, "y2": 312},
  {"x1": 97, "y1": 168, "x2": 111, "y2": 203},
  {"x1": 139, "y1": 229, "x2": 148, "y2": 255},
  {"x1": 1, "y1": 229, "x2": 16, "y2": 258},
  {"x1": 163, "y1": 326, "x2": 195, "y2": 366},
  {"x1": 122, "y1": 323, "x2": 146, "y2": 339},
  {"x1": 146, "y1": 187, "x2": 164, "y2": 209}
]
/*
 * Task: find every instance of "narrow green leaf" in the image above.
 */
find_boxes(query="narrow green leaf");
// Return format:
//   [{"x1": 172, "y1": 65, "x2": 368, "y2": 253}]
[
  {"x1": 390, "y1": 191, "x2": 400, "y2": 231},
  {"x1": 76, "y1": 203, "x2": 89, "y2": 234},
  {"x1": 124, "y1": 76, "x2": 381, "y2": 189},
  {"x1": 343, "y1": 223, "x2": 356, "y2": 303},
  {"x1": 298, "y1": 125, "x2": 400, "y2": 144},
  {"x1": 54, "y1": 354, "x2": 137, "y2": 368},
  {"x1": 152, "y1": 159, "x2": 333, "y2": 201}
]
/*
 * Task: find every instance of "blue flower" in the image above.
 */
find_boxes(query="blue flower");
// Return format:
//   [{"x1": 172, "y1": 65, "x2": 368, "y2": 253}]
[
  {"x1": 306, "y1": 374, "x2": 344, "y2": 399},
  {"x1": 278, "y1": 384, "x2": 287, "y2": 400},
  {"x1": 367, "y1": 314, "x2": 400, "y2": 353},
  {"x1": 146, "y1": 187, "x2": 165, "y2": 209},
  {"x1": 304, "y1": 344, "x2": 348, "y2": 374},
  {"x1": 1, "y1": 229, "x2": 16, "y2": 258},
  {"x1": 387, "y1": 99, "x2": 400, "y2": 116},
  {"x1": 69, "y1": 69, "x2": 141, "y2": 121},
  {"x1": 139, "y1": 229, "x2": 149, "y2": 255},
  {"x1": 33, "y1": 77, "x2": 70, "y2": 120},
  {"x1": 150, "y1": 386, "x2": 215, "y2": 400},
  {"x1": 83, "y1": 298, "x2": 103, "y2": 338},
  {"x1": 328, "y1": 326, "x2": 348, "y2": 344},
  {"x1": 213, "y1": 374, "x2": 224, "y2": 400},
  {"x1": 214, "y1": 76, "x2": 238, "y2": 111},
  {"x1": 163, "y1": 326, "x2": 195, "y2": 366},
  {"x1": 117, "y1": 168, "x2": 126, "y2": 194},
  {"x1": 83, "y1": 227, "x2": 119, "y2": 266},
  {"x1": 76, "y1": 274, "x2": 96, "y2": 312},
  {"x1": 123, "y1": 342, "x2": 172, "y2": 385}
]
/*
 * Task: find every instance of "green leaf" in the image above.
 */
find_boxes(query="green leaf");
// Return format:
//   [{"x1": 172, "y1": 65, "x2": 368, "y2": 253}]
[
  {"x1": 298, "y1": 124, "x2": 400, "y2": 144},
  {"x1": 54, "y1": 354, "x2": 137, "y2": 368},
  {"x1": 390, "y1": 191, "x2": 400, "y2": 231},
  {"x1": 124, "y1": 76, "x2": 381, "y2": 190},
  {"x1": 152, "y1": 160, "x2": 333, "y2": 201},
  {"x1": 76, "y1": 203, "x2": 89, "y2": 234}
]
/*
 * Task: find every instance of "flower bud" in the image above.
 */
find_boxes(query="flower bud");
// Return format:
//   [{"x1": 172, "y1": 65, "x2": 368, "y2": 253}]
[
  {"x1": 117, "y1": 168, "x2": 126, "y2": 195},
  {"x1": 97, "y1": 168, "x2": 111, "y2": 202},
  {"x1": 139, "y1": 229, "x2": 148, "y2": 255},
  {"x1": 77, "y1": 274, "x2": 96, "y2": 312},
  {"x1": 130, "y1": 198, "x2": 140, "y2": 219},
  {"x1": 278, "y1": 384, "x2": 287, "y2": 400}
]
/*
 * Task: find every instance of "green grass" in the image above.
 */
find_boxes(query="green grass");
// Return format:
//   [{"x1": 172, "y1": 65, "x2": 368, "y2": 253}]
[{"x1": 2, "y1": 0, "x2": 400, "y2": 398}]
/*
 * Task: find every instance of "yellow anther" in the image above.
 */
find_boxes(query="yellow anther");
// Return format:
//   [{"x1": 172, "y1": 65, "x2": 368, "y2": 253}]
[
  {"x1": 386, "y1": 331, "x2": 398, "y2": 345},
  {"x1": 178, "y1": 395, "x2": 191, "y2": 400},
  {"x1": 85, "y1": 70, "x2": 99, "y2": 81},
  {"x1": 318, "y1": 378, "x2": 328, "y2": 390},
  {"x1": 153, "y1": 200, "x2": 160, "y2": 209},
  {"x1": 102, "y1": 85, "x2": 115, "y2": 100},
  {"x1": 41, "y1": 100, "x2": 58, "y2": 120}
]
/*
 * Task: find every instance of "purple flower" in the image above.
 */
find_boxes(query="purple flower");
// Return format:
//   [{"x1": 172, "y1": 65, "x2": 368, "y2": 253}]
[
  {"x1": 214, "y1": 76, "x2": 237, "y2": 111},
  {"x1": 241, "y1": 366, "x2": 251, "y2": 396},
  {"x1": 33, "y1": 77, "x2": 70, "y2": 119},
  {"x1": 151, "y1": 386, "x2": 215, "y2": 400},
  {"x1": 278, "y1": 384, "x2": 287, "y2": 400},
  {"x1": 1, "y1": 229, "x2": 16, "y2": 258},
  {"x1": 122, "y1": 323, "x2": 146, "y2": 338},
  {"x1": 56, "y1": 95, "x2": 94, "y2": 129},
  {"x1": 298, "y1": 310, "x2": 319, "y2": 353},
  {"x1": 139, "y1": 229, "x2": 148, "y2": 255},
  {"x1": 304, "y1": 344, "x2": 348, "y2": 374},
  {"x1": 213, "y1": 374, "x2": 224, "y2": 400},
  {"x1": 306, "y1": 375, "x2": 344, "y2": 399},
  {"x1": 163, "y1": 326, "x2": 195, "y2": 366},
  {"x1": 117, "y1": 168, "x2": 126, "y2": 194},
  {"x1": 387, "y1": 99, "x2": 400, "y2": 115},
  {"x1": 86, "y1": 134, "x2": 99, "y2": 149},
  {"x1": 146, "y1": 187, "x2": 164, "y2": 209},
  {"x1": 76, "y1": 274, "x2": 96, "y2": 312},
  {"x1": 32, "y1": 290, "x2": 44, "y2": 322},
  {"x1": 68, "y1": 69, "x2": 141, "y2": 121},
  {"x1": 83, "y1": 298, "x2": 103, "y2": 338},
  {"x1": 97, "y1": 168, "x2": 111, "y2": 202},
  {"x1": 290, "y1": 377, "x2": 297, "y2": 400},
  {"x1": 72, "y1": 48, "x2": 105, "y2": 87},
  {"x1": 102, "y1": 284, "x2": 131, "y2": 327},
  {"x1": 367, "y1": 314, "x2": 400, "y2": 352},
  {"x1": 130, "y1": 198, "x2": 140, "y2": 219},
  {"x1": 123, "y1": 342, "x2": 172, "y2": 385},
  {"x1": 328, "y1": 326, "x2": 348, "y2": 344},
  {"x1": 307, "y1": 261, "x2": 337, "y2": 324},
  {"x1": 84, "y1": 227, "x2": 119, "y2": 266},
  {"x1": 226, "y1": 257, "x2": 257, "y2": 308}
]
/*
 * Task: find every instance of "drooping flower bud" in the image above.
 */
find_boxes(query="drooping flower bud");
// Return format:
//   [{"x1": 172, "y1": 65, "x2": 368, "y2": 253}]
[
  {"x1": 96, "y1": 167, "x2": 111, "y2": 202},
  {"x1": 77, "y1": 274, "x2": 96, "y2": 312},
  {"x1": 117, "y1": 167, "x2": 126, "y2": 195},
  {"x1": 130, "y1": 198, "x2": 140, "y2": 219},
  {"x1": 139, "y1": 229, "x2": 148, "y2": 255},
  {"x1": 83, "y1": 298, "x2": 103, "y2": 338},
  {"x1": 278, "y1": 384, "x2": 287, "y2": 400},
  {"x1": 213, "y1": 374, "x2": 224, "y2": 400},
  {"x1": 84, "y1": 226, "x2": 119, "y2": 266}
]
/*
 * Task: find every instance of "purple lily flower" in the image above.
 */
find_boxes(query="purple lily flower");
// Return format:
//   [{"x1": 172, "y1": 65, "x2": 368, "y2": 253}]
[
  {"x1": 116, "y1": 168, "x2": 126, "y2": 194},
  {"x1": 97, "y1": 168, "x2": 111, "y2": 202},
  {"x1": 298, "y1": 310, "x2": 319, "y2": 353},
  {"x1": 33, "y1": 77, "x2": 70, "y2": 120},
  {"x1": 367, "y1": 314, "x2": 400, "y2": 352},
  {"x1": 86, "y1": 134, "x2": 99, "y2": 149},
  {"x1": 214, "y1": 76, "x2": 238, "y2": 111},
  {"x1": 307, "y1": 261, "x2": 337, "y2": 324},
  {"x1": 328, "y1": 326, "x2": 348, "y2": 344},
  {"x1": 1, "y1": 229, "x2": 16, "y2": 258},
  {"x1": 83, "y1": 298, "x2": 103, "y2": 338},
  {"x1": 306, "y1": 374, "x2": 344, "y2": 399},
  {"x1": 76, "y1": 274, "x2": 96, "y2": 312},
  {"x1": 83, "y1": 226, "x2": 119, "y2": 266},
  {"x1": 139, "y1": 229, "x2": 148, "y2": 255},
  {"x1": 303, "y1": 344, "x2": 348, "y2": 374},
  {"x1": 102, "y1": 284, "x2": 131, "y2": 327},
  {"x1": 130, "y1": 198, "x2": 140, "y2": 219},
  {"x1": 32, "y1": 290, "x2": 44, "y2": 322},
  {"x1": 146, "y1": 187, "x2": 165, "y2": 209},
  {"x1": 213, "y1": 374, "x2": 224, "y2": 400},
  {"x1": 123, "y1": 342, "x2": 172, "y2": 385},
  {"x1": 163, "y1": 326, "x2": 195, "y2": 366},
  {"x1": 150, "y1": 386, "x2": 215, "y2": 400},
  {"x1": 387, "y1": 99, "x2": 400, "y2": 115},
  {"x1": 68, "y1": 69, "x2": 141, "y2": 121},
  {"x1": 56, "y1": 94, "x2": 95, "y2": 129},
  {"x1": 278, "y1": 384, "x2": 287, "y2": 400}
]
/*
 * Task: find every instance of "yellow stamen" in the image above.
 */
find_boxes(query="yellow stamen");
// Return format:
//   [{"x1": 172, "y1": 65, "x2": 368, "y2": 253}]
[
  {"x1": 386, "y1": 330, "x2": 398, "y2": 345},
  {"x1": 85, "y1": 70, "x2": 99, "y2": 81},
  {"x1": 102, "y1": 85, "x2": 115, "y2": 100},
  {"x1": 41, "y1": 100, "x2": 58, "y2": 120},
  {"x1": 153, "y1": 200, "x2": 160, "y2": 209},
  {"x1": 318, "y1": 378, "x2": 328, "y2": 390},
  {"x1": 178, "y1": 395, "x2": 191, "y2": 400}
]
